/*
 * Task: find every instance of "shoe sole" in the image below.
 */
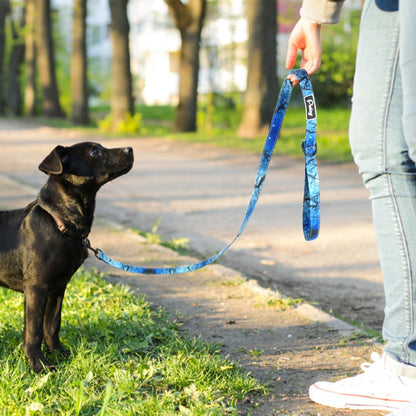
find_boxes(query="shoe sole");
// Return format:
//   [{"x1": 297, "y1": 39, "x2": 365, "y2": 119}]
[{"x1": 309, "y1": 383, "x2": 411, "y2": 411}]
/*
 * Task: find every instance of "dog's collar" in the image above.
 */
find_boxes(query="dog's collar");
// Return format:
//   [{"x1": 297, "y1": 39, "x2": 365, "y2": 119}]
[
  {"x1": 51, "y1": 214, "x2": 70, "y2": 235},
  {"x1": 36, "y1": 200, "x2": 88, "y2": 240},
  {"x1": 50, "y1": 213, "x2": 88, "y2": 240}
]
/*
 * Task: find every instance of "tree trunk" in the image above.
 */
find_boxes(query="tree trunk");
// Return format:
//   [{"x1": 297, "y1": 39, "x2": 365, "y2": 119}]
[
  {"x1": 24, "y1": 0, "x2": 37, "y2": 115},
  {"x1": 108, "y1": 0, "x2": 133, "y2": 128},
  {"x1": 0, "y1": 0, "x2": 10, "y2": 114},
  {"x1": 7, "y1": 12, "x2": 26, "y2": 116},
  {"x1": 165, "y1": 0, "x2": 206, "y2": 132},
  {"x1": 71, "y1": 0, "x2": 89, "y2": 125},
  {"x1": 34, "y1": 0, "x2": 65, "y2": 117},
  {"x1": 237, "y1": 0, "x2": 277, "y2": 138}
]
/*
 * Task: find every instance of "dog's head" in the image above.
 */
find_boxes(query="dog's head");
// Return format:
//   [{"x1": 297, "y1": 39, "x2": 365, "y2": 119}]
[{"x1": 39, "y1": 142, "x2": 134, "y2": 188}]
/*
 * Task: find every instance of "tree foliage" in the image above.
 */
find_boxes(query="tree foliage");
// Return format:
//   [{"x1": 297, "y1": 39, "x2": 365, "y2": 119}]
[{"x1": 311, "y1": 10, "x2": 360, "y2": 107}]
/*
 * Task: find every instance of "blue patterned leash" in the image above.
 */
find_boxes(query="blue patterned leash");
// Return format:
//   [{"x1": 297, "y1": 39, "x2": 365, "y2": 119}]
[{"x1": 88, "y1": 69, "x2": 320, "y2": 275}]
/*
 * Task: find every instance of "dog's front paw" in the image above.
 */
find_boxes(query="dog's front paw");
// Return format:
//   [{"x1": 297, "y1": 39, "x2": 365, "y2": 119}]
[
  {"x1": 28, "y1": 355, "x2": 56, "y2": 374},
  {"x1": 55, "y1": 345, "x2": 70, "y2": 358},
  {"x1": 46, "y1": 341, "x2": 70, "y2": 358}
]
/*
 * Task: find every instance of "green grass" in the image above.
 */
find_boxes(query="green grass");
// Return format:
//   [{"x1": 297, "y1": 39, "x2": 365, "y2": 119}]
[
  {"x1": 166, "y1": 106, "x2": 351, "y2": 163},
  {"x1": 137, "y1": 104, "x2": 351, "y2": 163},
  {"x1": 130, "y1": 220, "x2": 192, "y2": 257},
  {"x1": 0, "y1": 269, "x2": 264, "y2": 415},
  {"x1": 137, "y1": 104, "x2": 175, "y2": 122}
]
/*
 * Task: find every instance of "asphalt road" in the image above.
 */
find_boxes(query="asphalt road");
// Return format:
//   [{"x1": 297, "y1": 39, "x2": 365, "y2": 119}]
[{"x1": 0, "y1": 119, "x2": 384, "y2": 329}]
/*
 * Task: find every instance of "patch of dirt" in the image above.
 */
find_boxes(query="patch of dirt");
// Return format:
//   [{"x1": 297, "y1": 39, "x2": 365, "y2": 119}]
[{"x1": 88, "y1": 220, "x2": 387, "y2": 416}]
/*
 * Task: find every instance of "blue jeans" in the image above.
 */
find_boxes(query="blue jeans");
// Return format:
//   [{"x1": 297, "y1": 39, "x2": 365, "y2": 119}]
[{"x1": 349, "y1": 0, "x2": 416, "y2": 366}]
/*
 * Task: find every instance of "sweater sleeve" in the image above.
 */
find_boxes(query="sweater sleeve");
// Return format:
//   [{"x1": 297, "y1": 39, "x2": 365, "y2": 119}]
[{"x1": 300, "y1": 0, "x2": 345, "y2": 24}]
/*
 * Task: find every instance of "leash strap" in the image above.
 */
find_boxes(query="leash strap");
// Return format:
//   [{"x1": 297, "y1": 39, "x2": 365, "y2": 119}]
[{"x1": 90, "y1": 69, "x2": 320, "y2": 275}]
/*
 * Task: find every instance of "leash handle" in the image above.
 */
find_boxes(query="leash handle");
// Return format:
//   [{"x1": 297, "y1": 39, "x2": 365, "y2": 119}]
[
  {"x1": 92, "y1": 69, "x2": 320, "y2": 275},
  {"x1": 298, "y1": 74, "x2": 319, "y2": 240}
]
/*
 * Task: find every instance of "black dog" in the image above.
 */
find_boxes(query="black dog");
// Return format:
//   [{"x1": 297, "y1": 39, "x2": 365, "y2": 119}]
[{"x1": 0, "y1": 142, "x2": 133, "y2": 372}]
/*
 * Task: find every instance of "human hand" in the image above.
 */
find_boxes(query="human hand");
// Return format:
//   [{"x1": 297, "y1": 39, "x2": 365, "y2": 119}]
[{"x1": 285, "y1": 17, "x2": 322, "y2": 84}]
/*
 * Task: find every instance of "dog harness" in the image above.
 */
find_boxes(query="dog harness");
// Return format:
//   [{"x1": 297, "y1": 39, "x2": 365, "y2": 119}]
[{"x1": 85, "y1": 69, "x2": 320, "y2": 275}]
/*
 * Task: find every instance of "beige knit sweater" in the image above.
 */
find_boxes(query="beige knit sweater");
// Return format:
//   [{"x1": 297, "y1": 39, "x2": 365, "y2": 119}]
[{"x1": 300, "y1": 0, "x2": 345, "y2": 24}]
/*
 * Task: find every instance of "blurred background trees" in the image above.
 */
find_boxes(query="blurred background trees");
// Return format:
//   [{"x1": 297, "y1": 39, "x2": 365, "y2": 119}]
[
  {"x1": 165, "y1": 0, "x2": 206, "y2": 132},
  {"x1": 71, "y1": 0, "x2": 88, "y2": 124},
  {"x1": 0, "y1": 0, "x2": 360, "y2": 136},
  {"x1": 108, "y1": 0, "x2": 134, "y2": 129},
  {"x1": 0, "y1": 0, "x2": 10, "y2": 114},
  {"x1": 237, "y1": 0, "x2": 277, "y2": 138},
  {"x1": 35, "y1": 0, "x2": 65, "y2": 117},
  {"x1": 6, "y1": 0, "x2": 24, "y2": 115},
  {"x1": 24, "y1": 0, "x2": 36, "y2": 116}
]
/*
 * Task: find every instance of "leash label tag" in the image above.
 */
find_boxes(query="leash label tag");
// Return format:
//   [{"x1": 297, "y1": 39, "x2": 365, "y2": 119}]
[{"x1": 304, "y1": 95, "x2": 316, "y2": 120}]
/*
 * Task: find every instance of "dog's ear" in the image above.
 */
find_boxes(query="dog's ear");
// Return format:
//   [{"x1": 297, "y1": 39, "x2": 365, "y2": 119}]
[{"x1": 38, "y1": 146, "x2": 66, "y2": 175}]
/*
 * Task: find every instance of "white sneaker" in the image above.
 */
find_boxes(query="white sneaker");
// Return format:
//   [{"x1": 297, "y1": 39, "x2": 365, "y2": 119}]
[
  {"x1": 309, "y1": 352, "x2": 416, "y2": 411},
  {"x1": 388, "y1": 401, "x2": 416, "y2": 416}
]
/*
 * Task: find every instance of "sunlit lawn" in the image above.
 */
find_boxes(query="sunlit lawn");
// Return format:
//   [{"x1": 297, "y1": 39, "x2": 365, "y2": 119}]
[
  {"x1": 167, "y1": 107, "x2": 351, "y2": 163},
  {"x1": 0, "y1": 269, "x2": 264, "y2": 415},
  {"x1": 132, "y1": 104, "x2": 351, "y2": 163}
]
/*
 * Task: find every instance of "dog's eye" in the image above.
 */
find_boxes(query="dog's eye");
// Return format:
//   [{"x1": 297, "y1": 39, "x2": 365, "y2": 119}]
[{"x1": 89, "y1": 148, "x2": 100, "y2": 158}]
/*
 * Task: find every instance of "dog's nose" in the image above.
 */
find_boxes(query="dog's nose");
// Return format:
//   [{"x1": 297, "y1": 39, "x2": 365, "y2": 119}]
[{"x1": 124, "y1": 147, "x2": 133, "y2": 155}]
